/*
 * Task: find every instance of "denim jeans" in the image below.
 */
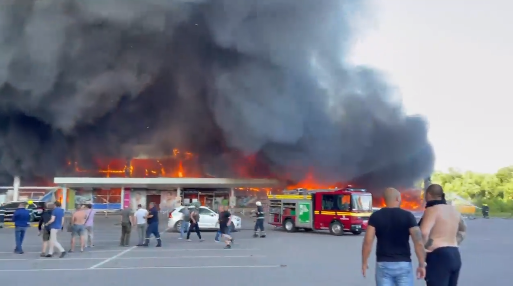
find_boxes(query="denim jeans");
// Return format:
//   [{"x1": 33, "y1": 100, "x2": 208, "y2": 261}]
[
  {"x1": 15, "y1": 226, "x2": 27, "y2": 252},
  {"x1": 375, "y1": 262, "x2": 414, "y2": 286},
  {"x1": 179, "y1": 221, "x2": 190, "y2": 238},
  {"x1": 215, "y1": 224, "x2": 231, "y2": 241}
]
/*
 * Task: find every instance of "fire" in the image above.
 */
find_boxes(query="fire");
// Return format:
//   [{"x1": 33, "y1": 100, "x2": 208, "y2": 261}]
[
  {"x1": 373, "y1": 189, "x2": 424, "y2": 211},
  {"x1": 70, "y1": 148, "x2": 203, "y2": 178},
  {"x1": 286, "y1": 171, "x2": 339, "y2": 189}
]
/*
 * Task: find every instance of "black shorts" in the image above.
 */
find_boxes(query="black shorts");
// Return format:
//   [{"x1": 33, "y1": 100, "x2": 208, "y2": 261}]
[
  {"x1": 219, "y1": 223, "x2": 228, "y2": 234},
  {"x1": 426, "y1": 246, "x2": 461, "y2": 286}
]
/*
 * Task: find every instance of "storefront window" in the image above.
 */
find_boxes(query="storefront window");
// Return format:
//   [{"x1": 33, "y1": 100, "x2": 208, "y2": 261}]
[{"x1": 93, "y1": 188, "x2": 122, "y2": 204}]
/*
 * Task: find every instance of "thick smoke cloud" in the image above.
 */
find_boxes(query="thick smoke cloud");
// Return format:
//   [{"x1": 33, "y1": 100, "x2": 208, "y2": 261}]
[{"x1": 0, "y1": 0, "x2": 434, "y2": 188}]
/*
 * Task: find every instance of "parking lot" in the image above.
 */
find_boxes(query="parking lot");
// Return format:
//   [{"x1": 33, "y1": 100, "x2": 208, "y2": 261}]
[{"x1": 0, "y1": 216, "x2": 509, "y2": 285}]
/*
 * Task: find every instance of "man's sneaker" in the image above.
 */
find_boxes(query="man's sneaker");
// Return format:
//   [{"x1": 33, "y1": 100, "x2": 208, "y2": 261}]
[
  {"x1": 59, "y1": 252, "x2": 67, "y2": 258},
  {"x1": 214, "y1": 240, "x2": 220, "y2": 243},
  {"x1": 187, "y1": 239, "x2": 192, "y2": 242},
  {"x1": 199, "y1": 239, "x2": 204, "y2": 242},
  {"x1": 224, "y1": 245, "x2": 231, "y2": 249},
  {"x1": 260, "y1": 234, "x2": 266, "y2": 238},
  {"x1": 178, "y1": 237, "x2": 183, "y2": 240},
  {"x1": 45, "y1": 254, "x2": 52, "y2": 258}
]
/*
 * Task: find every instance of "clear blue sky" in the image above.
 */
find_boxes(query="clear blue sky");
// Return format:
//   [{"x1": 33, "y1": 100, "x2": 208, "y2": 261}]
[{"x1": 351, "y1": 0, "x2": 512, "y2": 174}]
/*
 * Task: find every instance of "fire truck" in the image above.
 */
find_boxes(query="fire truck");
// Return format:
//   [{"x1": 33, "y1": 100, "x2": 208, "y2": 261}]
[{"x1": 267, "y1": 187, "x2": 373, "y2": 236}]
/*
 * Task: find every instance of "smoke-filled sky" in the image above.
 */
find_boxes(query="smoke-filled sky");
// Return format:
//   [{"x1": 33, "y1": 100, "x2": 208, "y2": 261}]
[{"x1": 0, "y1": 0, "x2": 434, "y2": 188}]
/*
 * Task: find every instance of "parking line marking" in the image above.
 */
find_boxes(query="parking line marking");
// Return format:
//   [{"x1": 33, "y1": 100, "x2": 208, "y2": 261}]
[
  {"x1": 89, "y1": 246, "x2": 136, "y2": 269},
  {"x1": 0, "y1": 255, "x2": 265, "y2": 261},
  {"x1": 0, "y1": 248, "x2": 258, "y2": 255},
  {"x1": 0, "y1": 265, "x2": 282, "y2": 272}
]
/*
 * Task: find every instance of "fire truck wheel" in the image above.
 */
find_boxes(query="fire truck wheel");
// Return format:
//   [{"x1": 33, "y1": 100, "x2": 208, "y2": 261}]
[
  {"x1": 329, "y1": 221, "x2": 344, "y2": 236},
  {"x1": 283, "y1": 219, "x2": 297, "y2": 232}
]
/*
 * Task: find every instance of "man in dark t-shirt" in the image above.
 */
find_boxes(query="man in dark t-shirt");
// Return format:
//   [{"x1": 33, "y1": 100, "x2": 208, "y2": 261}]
[
  {"x1": 361, "y1": 188, "x2": 426, "y2": 285},
  {"x1": 219, "y1": 206, "x2": 233, "y2": 249},
  {"x1": 142, "y1": 202, "x2": 161, "y2": 247}
]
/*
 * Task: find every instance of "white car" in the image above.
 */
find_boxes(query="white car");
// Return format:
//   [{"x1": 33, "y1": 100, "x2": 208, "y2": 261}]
[{"x1": 167, "y1": 206, "x2": 242, "y2": 231}]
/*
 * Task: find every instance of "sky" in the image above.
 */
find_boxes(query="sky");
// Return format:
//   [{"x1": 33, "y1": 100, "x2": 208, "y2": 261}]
[{"x1": 351, "y1": 0, "x2": 512, "y2": 174}]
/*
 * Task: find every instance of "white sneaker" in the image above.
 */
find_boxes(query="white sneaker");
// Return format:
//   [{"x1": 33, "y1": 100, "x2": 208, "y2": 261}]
[
  {"x1": 178, "y1": 237, "x2": 183, "y2": 240},
  {"x1": 187, "y1": 239, "x2": 192, "y2": 242}
]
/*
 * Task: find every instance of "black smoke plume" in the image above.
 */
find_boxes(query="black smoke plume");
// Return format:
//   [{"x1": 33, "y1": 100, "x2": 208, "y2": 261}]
[{"x1": 0, "y1": 0, "x2": 434, "y2": 188}]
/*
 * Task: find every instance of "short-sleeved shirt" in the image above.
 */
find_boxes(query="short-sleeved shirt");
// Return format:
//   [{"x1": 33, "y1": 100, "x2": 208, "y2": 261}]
[
  {"x1": 51, "y1": 207, "x2": 65, "y2": 229},
  {"x1": 85, "y1": 209, "x2": 96, "y2": 227},
  {"x1": 220, "y1": 211, "x2": 231, "y2": 225},
  {"x1": 147, "y1": 207, "x2": 159, "y2": 224},
  {"x1": 121, "y1": 208, "x2": 134, "y2": 223},
  {"x1": 368, "y1": 207, "x2": 418, "y2": 262},
  {"x1": 135, "y1": 209, "x2": 148, "y2": 225},
  {"x1": 180, "y1": 208, "x2": 190, "y2": 222}
]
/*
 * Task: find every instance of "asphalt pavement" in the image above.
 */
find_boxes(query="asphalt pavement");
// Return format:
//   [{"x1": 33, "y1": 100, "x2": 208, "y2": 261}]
[{"x1": 0, "y1": 216, "x2": 509, "y2": 285}]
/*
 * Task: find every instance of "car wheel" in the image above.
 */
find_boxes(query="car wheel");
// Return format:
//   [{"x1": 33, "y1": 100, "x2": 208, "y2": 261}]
[
  {"x1": 230, "y1": 222, "x2": 237, "y2": 232},
  {"x1": 329, "y1": 221, "x2": 344, "y2": 236},
  {"x1": 283, "y1": 219, "x2": 297, "y2": 232},
  {"x1": 174, "y1": 220, "x2": 182, "y2": 232},
  {"x1": 352, "y1": 230, "x2": 362, "y2": 235}
]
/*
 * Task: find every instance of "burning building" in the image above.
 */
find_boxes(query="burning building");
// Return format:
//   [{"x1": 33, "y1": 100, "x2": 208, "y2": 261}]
[{"x1": 0, "y1": 0, "x2": 434, "y2": 209}]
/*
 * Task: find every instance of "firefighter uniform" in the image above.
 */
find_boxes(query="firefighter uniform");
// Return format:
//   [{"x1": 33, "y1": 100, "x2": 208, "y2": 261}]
[{"x1": 253, "y1": 201, "x2": 266, "y2": 238}]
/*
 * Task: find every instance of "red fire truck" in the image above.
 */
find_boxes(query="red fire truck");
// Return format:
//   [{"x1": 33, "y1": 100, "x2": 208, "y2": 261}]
[{"x1": 267, "y1": 187, "x2": 373, "y2": 236}]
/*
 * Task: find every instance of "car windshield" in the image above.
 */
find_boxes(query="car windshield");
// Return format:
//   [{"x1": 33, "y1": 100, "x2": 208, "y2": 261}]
[{"x1": 352, "y1": 195, "x2": 373, "y2": 211}]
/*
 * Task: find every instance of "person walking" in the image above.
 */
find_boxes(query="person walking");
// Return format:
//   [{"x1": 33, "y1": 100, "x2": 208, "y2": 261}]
[
  {"x1": 38, "y1": 203, "x2": 54, "y2": 257},
  {"x1": 361, "y1": 188, "x2": 426, "y2": 285},
  {"x1": 142, "y1": 202, "x2": 161, "y2": 247},
  {"x1": 186, "y1": 206, "x2": 203, "y2": 242},
  {"x1": 178, "y1": 206, "x2": 190, "y2": 240},
  {"x1": 420, "y1": 184, "x2": 464, "y2": 286},
  {"x1": 13, "y1": 202, "x2": 30, "y2": 254},
  {"x1": 214, "y1": 205, "x2": 224, "y2": 242},
  {"x1": 253, "y1": 201, "x2": 266, "y2": 238},
  {"x1": 45, "y1": 201, "x2": 66, "y2": 258},
  {"x1": 218, "y1": 206, "x2": 234, "y2": 249},
  {"x1": 120, "y1": 206, "x2": 134, "y2": 247},
  {"x1": 134, "y1": 204, "x2": 148, "y2": 246},
  {"x1": 84, "y1": 204, "x2": 96, "y2": 247}
]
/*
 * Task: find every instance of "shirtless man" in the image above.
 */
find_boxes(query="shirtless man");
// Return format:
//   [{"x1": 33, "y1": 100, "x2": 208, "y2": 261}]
[
  {"x1": 70, "y1": 205, "x2": 88, "y2": 252},
  {"x1": 420, "y1": 184, "x2": 465, "y2": 286}
]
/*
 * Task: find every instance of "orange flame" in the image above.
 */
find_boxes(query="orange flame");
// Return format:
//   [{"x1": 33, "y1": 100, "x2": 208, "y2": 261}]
[
  {"x1": 287, "y1": 171, "x2": 339, "y2": 189},
  {"x1": 374, "y1": 189, "x2": 424, "y2": 210}
]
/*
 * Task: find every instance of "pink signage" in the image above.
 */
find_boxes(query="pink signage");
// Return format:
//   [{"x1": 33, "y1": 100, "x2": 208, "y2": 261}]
[{"x1": 123, "y1": 188, "x2": 131, "y2": 208}]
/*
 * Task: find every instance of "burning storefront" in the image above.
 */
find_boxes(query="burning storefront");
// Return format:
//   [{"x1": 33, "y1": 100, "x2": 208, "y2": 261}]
[{"x1": 0, "y1": 0, "x2": 435, "y2": 209}]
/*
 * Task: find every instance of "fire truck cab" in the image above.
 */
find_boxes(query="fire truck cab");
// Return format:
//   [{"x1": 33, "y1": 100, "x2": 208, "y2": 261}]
[{"x1": 267, "y1": 187, "x2": 373, "y2": 236}]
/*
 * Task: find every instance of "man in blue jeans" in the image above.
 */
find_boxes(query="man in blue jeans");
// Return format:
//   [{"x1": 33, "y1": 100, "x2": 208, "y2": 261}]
[
  {"x1": 361, "y1": 188, "x2": 426, "y2": 286},
  {"x1": 178, "y1": 207, "x2": 190, "y2": 239},
  {"x1": 13, "y1": 202, "x2": 30, "y2": 254}
]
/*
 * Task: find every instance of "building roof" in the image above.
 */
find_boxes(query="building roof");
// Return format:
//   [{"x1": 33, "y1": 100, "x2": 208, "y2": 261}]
[{"x1": 53, "y1": 177, "x2": 280, "y2": 189}]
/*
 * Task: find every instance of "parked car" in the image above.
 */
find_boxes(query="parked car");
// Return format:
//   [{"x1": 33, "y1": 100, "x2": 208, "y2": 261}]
[
  {"x1": 0, "y1": 201, "x2": 46, "y2": 222},
  {"x1": 168, "y1": 206, "x2": 242, "y2": 232}
]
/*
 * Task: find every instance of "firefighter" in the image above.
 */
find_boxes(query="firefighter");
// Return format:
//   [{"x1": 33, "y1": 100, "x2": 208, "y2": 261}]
[
  {"x1": 253, "y1": 201, "x2": 266, "y2": 238},
  {"x1": 482, "y1": 204, "x2": 489, "y2": 219}
]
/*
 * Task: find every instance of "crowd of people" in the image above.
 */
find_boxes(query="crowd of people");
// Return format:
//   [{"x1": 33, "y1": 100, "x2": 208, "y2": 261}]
[{"x1": 11, "y1": 199, "x2": 241, "y2": 256}]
